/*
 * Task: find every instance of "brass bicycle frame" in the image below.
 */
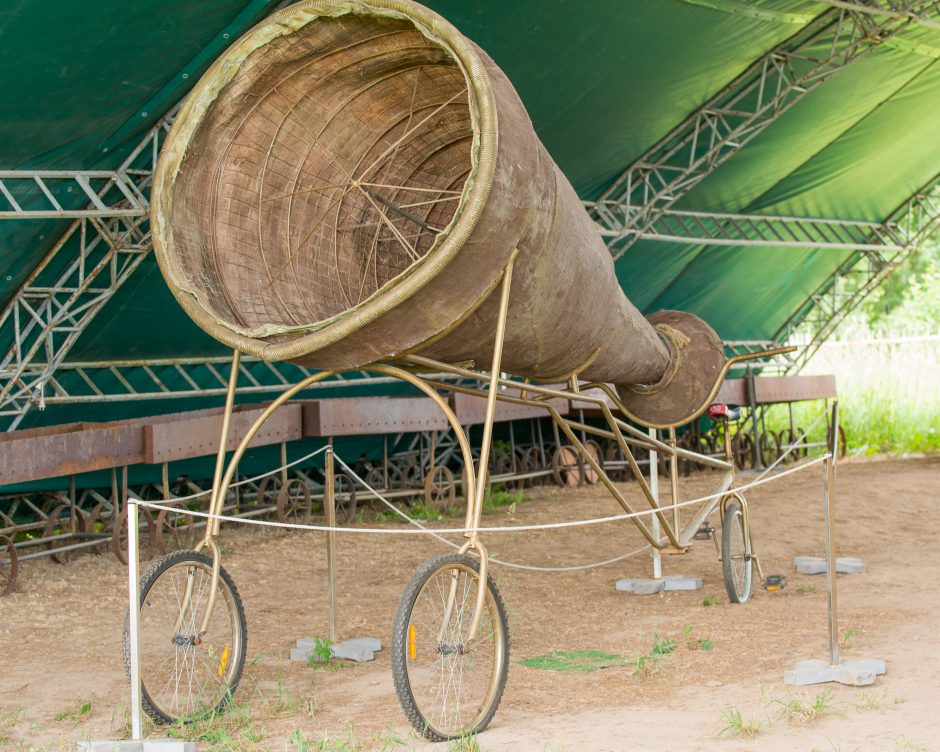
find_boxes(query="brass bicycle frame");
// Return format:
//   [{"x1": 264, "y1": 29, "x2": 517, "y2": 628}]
[{"x1": 174, "y1": 265, "x2": 792, "y2": 644}]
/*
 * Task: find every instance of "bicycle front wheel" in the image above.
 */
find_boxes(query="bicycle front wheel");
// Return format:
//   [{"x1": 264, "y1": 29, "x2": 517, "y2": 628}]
[
  {"x1": 123, "y1": 550, "x2": 247, "y2": 724},
  {"x1": 392, "y1": 552, "x2": 509, "y2": 741}
]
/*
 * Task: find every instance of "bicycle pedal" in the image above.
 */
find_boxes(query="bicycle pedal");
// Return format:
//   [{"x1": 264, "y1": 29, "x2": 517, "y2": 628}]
[
  {"x1": 693, "y1": 525, "x2": 714, "y2": 541},
  {"x1": 763, "y1": 574, "x2": 787, "y2": 591}
]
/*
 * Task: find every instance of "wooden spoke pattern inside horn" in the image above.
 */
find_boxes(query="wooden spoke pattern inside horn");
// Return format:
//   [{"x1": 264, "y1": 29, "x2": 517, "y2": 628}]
[{"x1": 170, "y1": 14, "x2": 473, "y2": 331}]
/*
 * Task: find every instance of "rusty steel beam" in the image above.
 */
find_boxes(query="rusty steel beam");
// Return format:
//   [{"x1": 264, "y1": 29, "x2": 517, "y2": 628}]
[{"x1": 302, "y1": 397, "x2": 450, "y2": 437}]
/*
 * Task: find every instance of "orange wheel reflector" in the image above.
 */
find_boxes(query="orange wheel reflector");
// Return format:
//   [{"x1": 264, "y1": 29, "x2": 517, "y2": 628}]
[
  {"x1": 408, "y1": 624, "x2": 417, "y2": 660},
  {"x1": 218, "y1": 644, "x2": 231, "y2": 678}
]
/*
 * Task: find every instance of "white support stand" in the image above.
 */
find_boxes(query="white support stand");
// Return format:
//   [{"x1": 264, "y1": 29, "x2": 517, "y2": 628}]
[
  {"x1": 784, "y1": 404, "x2": 884, "y2": 687},
  {"x1": 616, "y1": 429, "x2": 703, "y2": 596},
  {"x1": 78, "y1": 501, "x2": 195, "y2": 752}
]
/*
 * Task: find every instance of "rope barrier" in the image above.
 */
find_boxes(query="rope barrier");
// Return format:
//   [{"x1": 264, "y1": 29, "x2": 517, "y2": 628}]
[
  {"x1": 753, "y1": 407, "x2": 830, "y2": 483},
  {"x1": 332, "y1": 455, "x2": 652, "y2": 572},
  {"x1": 131, "y1": 452, "x2": 830, "y2": 536}
]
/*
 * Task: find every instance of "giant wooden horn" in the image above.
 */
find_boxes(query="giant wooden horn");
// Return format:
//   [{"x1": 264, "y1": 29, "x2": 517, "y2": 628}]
[{"x1": 151, "y1": 0, "x2": 725, "y2": 426}]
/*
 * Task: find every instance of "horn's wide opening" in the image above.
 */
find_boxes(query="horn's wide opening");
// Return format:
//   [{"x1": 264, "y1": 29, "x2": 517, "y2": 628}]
[{"x1": 167, "y1": 10, "x2": 474, "y2": 335}]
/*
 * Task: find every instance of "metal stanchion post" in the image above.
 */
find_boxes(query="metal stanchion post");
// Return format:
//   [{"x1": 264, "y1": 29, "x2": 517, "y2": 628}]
[
  {"x1": 784, "y1": 399, "x2": 883, "y2": 687},
  {"x1": 127, "y1": 500, "x2": 143, "y2": 742},
  {"x1": 649, "y1": 429, "x2": 662, "y2": 580},
  {"x1": 325, "y1": 446, "x2": 338, "y2": 643},
  {"x1": 824, "y1": 402, "x2": 839, "y2": 665}
]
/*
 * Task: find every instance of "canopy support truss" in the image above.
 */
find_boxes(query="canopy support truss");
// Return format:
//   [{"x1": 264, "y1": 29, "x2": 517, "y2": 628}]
[
  {"x1": 587, "y1": 1, "x2": 938, "y2": 257},
  {"x1": 0, "y1": 110, "x2": 177, "y2": 431},
  {"x1": 0, "y1": 170, "x2": 148, "y2": 219},
  {"x1": 771, "y1": 174, "x2": 940, "y2": 372},
  {"x1": 625, "y1": 209, "x2": 908, "y2": 250}
]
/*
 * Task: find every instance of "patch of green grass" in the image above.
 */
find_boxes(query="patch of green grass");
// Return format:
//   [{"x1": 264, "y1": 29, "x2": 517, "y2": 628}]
[
  {"x1": 682, "y1": 625, "x2": 712, "y2": 650},
  {"x1": 839, "y1": 626, "x2": 864, "y2": 650},
  {"x1": 449, "y1": 730, "x2": 484, "y2": 752},
  {"x1": 482, "y1": 484, "x2": 525, "y2": 514},
  {"x1": 776, "y1": 690, "x2": 845, "y2": 725},
  {"x1": 701, "y1": 595, "x2": 718, "y2": 607},
  {"x1": 718, "y1": 705, "x2": 762, "y2": 739},
  {"x1": 54, "y1": 698, "x2": 92, "y2": 723},
  {"x1": 0, "y1": 707, "x2": 23, "y2": 745},
  {"x1": 795, "y1": 586, "x2": 816, "y2": 594},
  {"x1": 305, "y1": 637, "x2": 333, "y2": 666},
  {"x1": 168, "y1": 702, "x2": 264, "y2": 751},
  {"x1": 288, "y1": 726, "x2": 364, "y2": 751},
  {"x1": 376, "y1": 726, "x2": 408, "y2": 751},
  {"x1": 891, "y1": 737, "x2": 926, "y2": 752},
  {"x1": 519, "y1": 649, "x2": 633, "y2": 672},
  {"x1": 856, "y1": 689, "x2": 887, "y2": 711}
]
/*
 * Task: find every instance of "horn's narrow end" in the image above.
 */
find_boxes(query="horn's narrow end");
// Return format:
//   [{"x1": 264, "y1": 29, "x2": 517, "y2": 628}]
[{"x1": 616, "y1": 310, "x2": 726, "y2": 428}]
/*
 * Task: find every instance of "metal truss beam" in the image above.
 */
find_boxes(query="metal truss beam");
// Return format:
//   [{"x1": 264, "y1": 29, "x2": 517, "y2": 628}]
[
  {"x1": 772, "y1": 174, "x2": 940, "y2": 372},
  {"x1": 587, "y1": 2, "x2": 938, "y2": 257},
  {"x1": 25, "y1": 357, "x2": 442, "y2": 406},
  {"x1": 627, "y1": 208, "x2": 907, "y2": 250},
  {"x1": 0, "y1": 109, "x2": 177, "y2": 431},
  {"x1": 819, "y1": 1, "x2": 940, "y2": 29},
  {"x1": 0, "y1": 170, "x2": 148, "y2": 219}
]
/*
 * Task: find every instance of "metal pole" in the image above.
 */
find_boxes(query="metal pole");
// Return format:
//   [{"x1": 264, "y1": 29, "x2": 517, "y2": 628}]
[
  {"x1": 649, "y1": 428, "x2": 662, "y2": 579},
  {"x1": 126, "y1": 500, "x2": 143, "y2": 741},
  {"x1": 324, "y1": 446, "x2": 338, "y2": 643},
  {"x1": 824, "y1": 401, "x2": 840, "y2": 665}
]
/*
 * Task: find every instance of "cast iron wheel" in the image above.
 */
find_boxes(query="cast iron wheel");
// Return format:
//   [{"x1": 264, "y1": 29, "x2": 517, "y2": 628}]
[
  {"x1": 112, "y1": 506, "x2": 157, "y2": 565},
  {"x1": 392, "y1": 552, "x2": 509, "y2": 742},
  {"x1": 255, "y1": 475, "x2": 282, "y2": 508},
  {"x1": 520, "y1": 446, "x2": 547, "y2": 486},
  {"x1": 124, "y1": 550, "x2": 247, "y2": 724},
  {"x1": 334, "y1": 472, "x2": 358, "y2": 523},
  {"x1": 423, "y1": 466, "x2": 456, "y2": 512},
  {"x1": 154, "y1": 506, "x2": 201, "y2": 554},
  {"x1": 758, "y1": 431, "x2": 781, "y2": 467},
  {"x1": 582, "y1": 440, "x2": 604, "y2": 485},
  {"x1": 0, "y1": 535, "x2": 18, "y2": 597},
  {"x1": 721, "y1": 498, "x2": 753, "y2": 604},
  {"x1": 87, "y1": 500, "x2": 117, "y2": 554},
  {"x1": 551, "y1": 445, "x2": 583, "y2": 487},
  {"x1": 731, "y1": 432, "x2": 755, "y2": 470},
  {"x1": 43, "y1": 503, "x2": 86, "y2": 564},
  {"x1": 276, "y1": 477, "x2": 313, "y2": 522}
]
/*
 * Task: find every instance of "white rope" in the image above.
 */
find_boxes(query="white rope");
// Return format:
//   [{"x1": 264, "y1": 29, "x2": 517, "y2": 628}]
[
  {"x1": 146, "y1": 445, "x2": 330, "y2": 504},
  {"x1": 331, "y1": 455, "x2": 651, "y2": 572},
  {"x1": 753, "y1": 406, "x2": 830, "y2": 483},
  {"x1": 132, "y1": 452, "x2": 830, "y2": 536}
]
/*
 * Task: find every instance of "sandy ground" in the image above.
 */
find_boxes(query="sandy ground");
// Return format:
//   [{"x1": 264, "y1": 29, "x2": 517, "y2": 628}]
[{"x1": 1, "y1": 455, "x2": 938, "y2": 751}]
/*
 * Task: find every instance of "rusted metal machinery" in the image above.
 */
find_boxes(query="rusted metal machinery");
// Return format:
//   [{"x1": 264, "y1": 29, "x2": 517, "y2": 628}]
[{"x1": 128, "y1": 0, "x2": 803, "y2": 740}]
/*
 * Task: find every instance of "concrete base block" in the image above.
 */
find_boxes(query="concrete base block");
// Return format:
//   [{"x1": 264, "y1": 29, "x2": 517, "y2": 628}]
[
  {"x1": 784, "y1": 658, "x2": 886, "y2": 687},
  {"x1": 616, "y1": 575, "x2": 703, "y2": 595},
  {"x1": 291, "y1": 636, "x2": 382, "y2": 663},
  {"x1": 793, "y1": 556, "x2": 866, "y2": 575},
  {"x1": 78, "y1": 741, "x2": 195, "y2": 752}
]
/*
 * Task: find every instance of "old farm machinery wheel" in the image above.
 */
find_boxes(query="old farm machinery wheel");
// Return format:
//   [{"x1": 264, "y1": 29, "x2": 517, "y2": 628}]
[
  {"x1": 392, "y1": 552, "x2": 509, "y2": 742},
  {"x1": 112, "y1": 506, "x2": 157, "y2": 565},
  {"x1": 551, "y1": 445, "x2": 583, "y2": 487},
  {"x1": 155, "y1": 506, "x2": 201, "y2": 554},
  {"x1": 43, "y1": 503, "x2": 86, "y2": 564},
  {"x1": 125, "y1": 550, "x2": 247, "y2": 724},
  {"x1": 0, "y1": 536, "x2": 18, "y2": 597},
  {"x1": 423, "y1": 465, "x2": 457, "y2": 512},
  {"x1": 722, "y1": 497, "x2": 753, "y2": 604},
  {"x1": 276, "y1": 477, "x2": 313, "y2": 522},
  {"x1": 582, "y1": 440, "x2": 603, "y2": 485}
]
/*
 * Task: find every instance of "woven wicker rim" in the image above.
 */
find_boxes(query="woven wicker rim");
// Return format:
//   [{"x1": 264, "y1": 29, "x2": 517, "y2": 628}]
[{"x1": 151, "y1": 0, "x2": 497, "y2": 361}]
